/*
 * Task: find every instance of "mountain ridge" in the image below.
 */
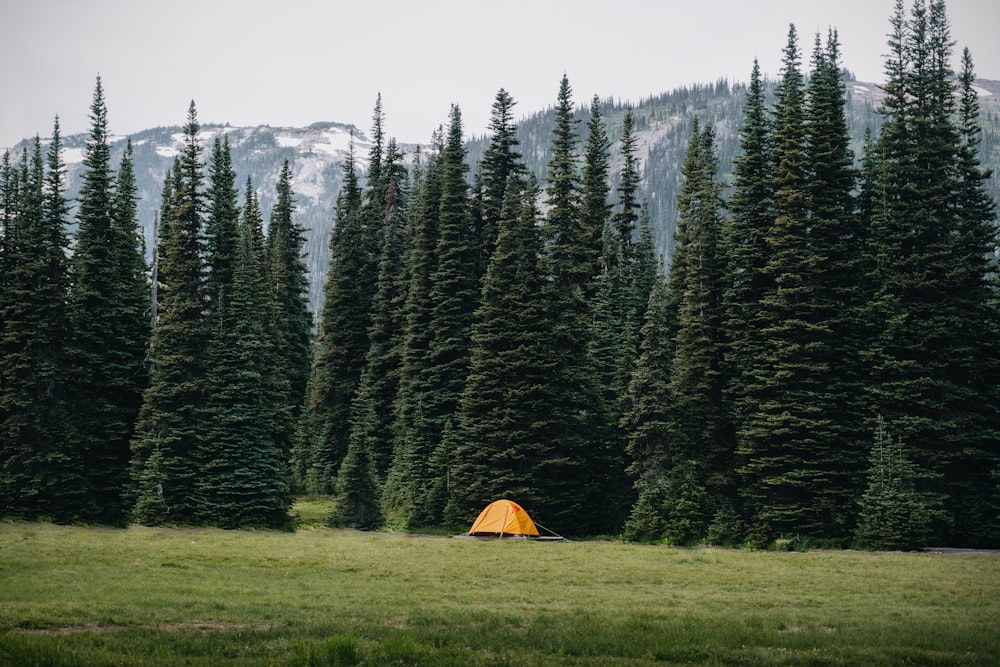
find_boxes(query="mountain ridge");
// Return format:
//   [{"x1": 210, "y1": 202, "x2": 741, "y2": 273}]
[{"x1": 10, "y1": 77, "x2": 1000, "y2": 313}]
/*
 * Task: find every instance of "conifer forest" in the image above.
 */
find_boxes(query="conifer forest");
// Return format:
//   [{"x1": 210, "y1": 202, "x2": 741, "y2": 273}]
[{"x1": 2, "y1": 0, "x2": 999, "y2": 548}]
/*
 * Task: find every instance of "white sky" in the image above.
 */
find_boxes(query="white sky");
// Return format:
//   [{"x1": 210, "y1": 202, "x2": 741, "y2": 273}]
[{"x1": 2, "y1": 0, "x2": 998, "y2": 151}]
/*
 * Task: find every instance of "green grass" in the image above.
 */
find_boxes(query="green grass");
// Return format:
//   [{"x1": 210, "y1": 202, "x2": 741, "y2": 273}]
[{"x1": 0, "y1": 518, "x2": 997, "y2": 665}]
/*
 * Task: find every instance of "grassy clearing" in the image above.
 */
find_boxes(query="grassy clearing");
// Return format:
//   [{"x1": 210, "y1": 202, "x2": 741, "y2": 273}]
[{"x1": 0, "y1": 518, "x2": 997, "y2": 665}]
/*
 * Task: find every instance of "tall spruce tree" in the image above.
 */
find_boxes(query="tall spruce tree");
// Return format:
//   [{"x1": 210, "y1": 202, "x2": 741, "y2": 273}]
[
  {"x1": 579, "y1": 95, "x2": 612, "y2": 301},
  {"x1": 345, "y1": 139, "x2": 410, "y2": 482},
  {"x1": 0, "y1": 129, "x2": 74, "y2": 520},
  {"x1": 444, "y1": 178, "x2": 555, "y2": 526},
  {"x1": 478, "y1": 88, "x2": 527, "y2": 273},
  {"x1": 204, "y1": 136, "x2": 240, "y2": 317},
  {"x1": 383, "y1": 132, "x2": 443, "y2": 525},
  {"x1": 722, "y1": 61, "x2": 775, "y2": 518},
  {"x1": 537, "y1": 76, "x2": 613, "y2": 535},
  {"x1": 801, "y1": 29, "x2": 867, "y2": 535},
  {"x1": 68, "y1": 85, "x2": 149, "y2": 523},
  {"x1": 866, "y1": 0, "x2": 999, "y2": 545},
  {"x1": 198, "y1": 212, "x2": 290, "y2": 529},
  {"x1": 666, "y1": 119, "x2": 729, "y2": 542},
  {"x1": 612, "y1": 108, "x2": 642, "y2": 269},
  {"x1": 582, "y1": 96, "x2": 635, "y2": 527},
  {"x1": 267, "y1": 160, "x2": 312, "y2": 457},
  {"x1": 736, "y1": 29, "x2": 866, "y2": 541},
  {"x1": 296, "y1": 144, "x2": 365, "y2": 494},
  {"x1": 411, "y1": 105, "x2": 478, "y2": 526},
  {"x1": 620, "y1": 276, "x2": 674, "y2": 542},
  {"x1": 130, "y1": 102, "x2": 208, "y2": 525},
  {"x1": 949, "y1": 47, "x2": 1000, "y2": 545}
]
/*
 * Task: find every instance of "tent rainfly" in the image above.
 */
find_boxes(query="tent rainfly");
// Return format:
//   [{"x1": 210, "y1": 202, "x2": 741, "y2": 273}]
[{"x1": 467, "y1": 499, "x2": 539, "y2": 538}]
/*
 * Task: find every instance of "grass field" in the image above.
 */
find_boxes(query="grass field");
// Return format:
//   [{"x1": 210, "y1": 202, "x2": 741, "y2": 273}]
[{"x1": 1, "y1": 510, "x2": 998, "y2": 666}]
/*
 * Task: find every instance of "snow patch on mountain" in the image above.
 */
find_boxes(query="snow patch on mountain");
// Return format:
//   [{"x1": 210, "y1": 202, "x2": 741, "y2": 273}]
[
  {"x1": 62, "y1": 147, "x2": 85, "y2": 165},
  {"x1": 290, "y1": 156, "x2": 330, "y2": 203}
]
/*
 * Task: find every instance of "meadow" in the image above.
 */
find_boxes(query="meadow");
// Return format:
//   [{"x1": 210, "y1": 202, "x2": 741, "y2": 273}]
[{"x1": 1, "y1": 504, "x2": 998, "y2": 665}]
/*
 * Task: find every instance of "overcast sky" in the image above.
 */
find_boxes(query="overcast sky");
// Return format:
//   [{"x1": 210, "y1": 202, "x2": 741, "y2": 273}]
[{"x1": 2, "y1": 0, "x2": 998, "y2": 151}]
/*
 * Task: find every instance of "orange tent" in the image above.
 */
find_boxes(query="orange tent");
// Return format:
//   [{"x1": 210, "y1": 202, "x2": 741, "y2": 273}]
[{"x1": 467, "y1": 499, "x2": 540, "y2": 538}]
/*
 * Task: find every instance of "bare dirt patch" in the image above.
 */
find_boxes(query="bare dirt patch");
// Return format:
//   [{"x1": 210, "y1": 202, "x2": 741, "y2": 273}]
[
  {"x1": 922, "y1": 547, "x2": 1000, "y2": 557},
  {"x1": 11, "y1": 621, "x2": 262, "y2": 636}
]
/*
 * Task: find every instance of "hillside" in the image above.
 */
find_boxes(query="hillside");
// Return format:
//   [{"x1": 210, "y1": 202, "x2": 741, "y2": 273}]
[{"x1": 18, "y1": 77, "x2": 1000, "y2": 314}]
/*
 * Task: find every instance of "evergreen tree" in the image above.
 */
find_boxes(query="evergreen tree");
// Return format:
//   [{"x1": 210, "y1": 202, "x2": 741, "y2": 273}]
[
  {"x1": 244, "y1": 177, "x2": 294, "y2": 491},
  {"x1": 478, "y1": 88, "x2": 527, "y2": 272},
  {"x1": 949, "y1": 47, "x2": 1000, "y2": 545},
  {"x1": 0, "y1": 150, "x2": 16, "y2": 291},
  {"x1": 612, "y1": 108, "x2": 642, "y2": 267},
  {"x1": 579, "y1": 95, "x2": 612, "y2": 301},
  {"x1": 331, "y1": 403, "x2": 383, "y2": 530},
  {"x1": 267, "y1": 160, "x2": 312, "y2": 457},
  {"x1": 735, "y1": 26, "x2": 867, "y2": 540},
  {"x1": 443, "y1": 178, "x2": 555, "y2": 525},
  {"x1": 537, "y1": 76, "x2": 612, "y2": 534},
  {"x1": 722, "y1": 61, "x2": 775, "y2": 511},
  {"x1": 615, "y1": 109, "x2": 654, "y2": 372},
  {"x1": 584, "y1": 98, "x2": 638, "y2": 528},
  {"x1": 197, "y1": 209, "x2": 290, "y2": 529},
  {"x1": 867, "y1": 0, "x2": 999, "y2": 545},
  {"x1": 296, "y1": 145, "x2": 365, "y2": 494},
  {"x1": 383, "y1": 133, "x2": 444, "y2": 525},
  {"x1": 667, "y1": 119, "x2": 729, "y2": 540},
  {"x1": 346, "y1": 139, "x2": 410, "y2": 481},
  {"x1": 68, "y1": 88, "x2": 149, "y2": 523},
  {"x1": 0, "y1": 129, "x2": 73, "y2": 520},
  {"x1": 855, "y1": 416, "x2": 931, "y2": 550},
  {"x1": 412, "y1": 105, "x2": 478, "y2": 526},
  {"x1": 621, "y1": 277, "x2": 673, "y2": 542},
  {"x1": 204, "y1": 136, "x2": 240, "y2": 317},
  {"x1": 130, "y1": 102, "x2": 208, "y2": 524},
  {"x1": 802, "y1": 29, "x2": 867, "y2": 533}
]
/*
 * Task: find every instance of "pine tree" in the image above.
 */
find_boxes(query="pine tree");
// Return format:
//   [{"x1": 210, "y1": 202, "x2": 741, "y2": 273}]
[
  {"x1": 345, "y1": 139, "x2": 410, "y2": 482},
  {"x1": 583, "y1": 97, "x2": 637, "y2": 528},
  {"x1": 537, "y1": 76, "x2": 612, "y2": 535},
  {"x1": 443, "y1": 178, "x2": 555, "y2": 526},
  {"x1": 948, "y1": 47, "x2": 1000, "y2": 545},
  {"x1": 722, "y1": 61, "x2": 775, "y2": 505},
  {"x1": 802, "y1": 30, "x2": 867, "y2": 533},
  {"x1": 412, "y1": 105, "x2": 478, "y2": 526},
  {"x1": 855, "y1": 416, "x2": 931, "y2": 550},
  {"x1": 736, "y1": 26, "x2": 858, "y2": 540},
  {"x1": 866, "y1": 0, "x2": 999, "y2": 545},
  {"x1": 197, "y1": 207, "x2": 290, "y2": 528},
  {"x1": 68, "y1": 93, "x2": 149, "y2": 523},
  {"x1": 130, "y1": 102, "x2": 208, "y2": 525},
  {"x1": 621, "y1": 277, "x2": 673, "y2": 542},
  {"x1": 331, "y1": 405, "x2": 383, "y2": 529},
  {"x1": 244, "y1": 177, "x2": 293, "y2": 489},
  {"x1": 0, "y1": 150, "x2": 16, "y2": 291},
  {"x1": 612, "y1": 108, "x2": 642, "y2": 267},
  {"x1": 267, "y1": 160, "x2": 312, "y2": 457},
  {"x1": 615, "y1": 108, "x2": 653, "y2": 371},
  {"x1": 204, "y1": 136, "x2": 240, "y2": 317},
  {"x1": 383, "y1": 134, "x2": 444, "y2": 525},
  {"x1": 296, "y1": 144, "x2": 366, "y2": 494},
  {"x1": 579, "y1": 95, "x2": 612, "y2": 302},
  {"x1": 667, "y1": 119, "x2": 729, "y2": 540},
  {"x1": 478, "y1": 88, "x2": 527, "y2": 272},
  {"x1": 0, "y1": 129, "x2": 74, "y2": 520}
]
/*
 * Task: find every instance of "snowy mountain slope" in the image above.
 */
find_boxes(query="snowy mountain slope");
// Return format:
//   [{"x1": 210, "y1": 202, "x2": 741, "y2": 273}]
[{"x1": 13, "y1": 78, "x2": 1000, "y2": 315}]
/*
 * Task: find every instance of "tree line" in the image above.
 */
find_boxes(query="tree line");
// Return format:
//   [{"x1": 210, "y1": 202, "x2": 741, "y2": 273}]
[{"x1": 2, "y1": 0, "x2": 997, "y2": 548}]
